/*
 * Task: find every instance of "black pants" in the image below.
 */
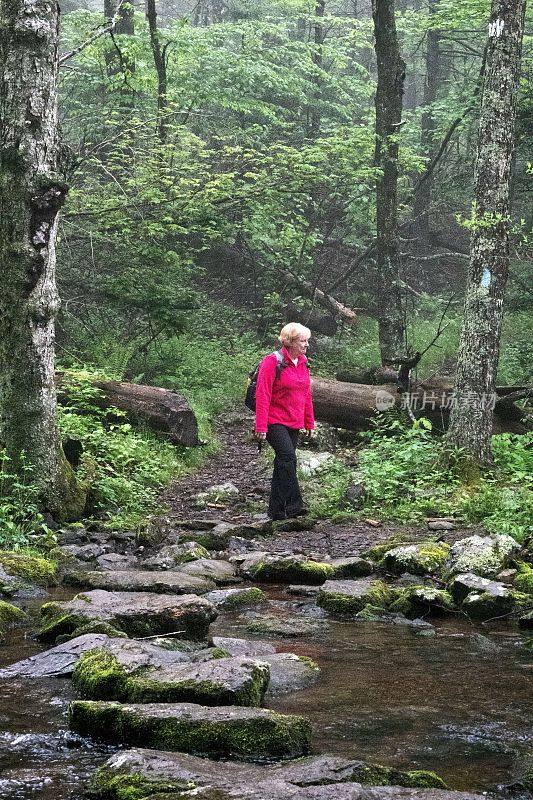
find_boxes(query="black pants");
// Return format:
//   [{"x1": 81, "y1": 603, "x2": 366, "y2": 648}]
[{"x1": 266, "y1": 424, "x2": 304, "y2": 519}]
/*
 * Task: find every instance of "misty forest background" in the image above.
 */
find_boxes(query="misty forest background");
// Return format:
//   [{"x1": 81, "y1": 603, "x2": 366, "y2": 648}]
[{"x1": 1, "y1": 0, "x2": 532, "y2": 549}]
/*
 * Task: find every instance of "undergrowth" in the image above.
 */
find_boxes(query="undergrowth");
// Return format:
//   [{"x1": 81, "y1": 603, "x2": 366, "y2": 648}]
[{"x1": 306, "y1": 416, "x2": 533, "y2": 541}]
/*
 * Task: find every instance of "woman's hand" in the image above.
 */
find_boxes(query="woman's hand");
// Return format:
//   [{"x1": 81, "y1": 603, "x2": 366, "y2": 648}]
[{"x1": 254, "y1": 431, "x2": 267, "y2": 441}]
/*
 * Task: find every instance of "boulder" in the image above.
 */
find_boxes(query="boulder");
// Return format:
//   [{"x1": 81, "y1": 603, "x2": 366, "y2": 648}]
[
  {"x1": 448, "y1": 573, "x2": 505, "y2": 603},
  {"x1": 262, "y1": 653, "x2": 321, "y2": 695},
  {"x1": 211, "y1": 636, "x2": 276, "y2": 657},
  {"x1": 96, "y1": 553, "x2": 138, "y2": 571},
  {"x1": 0, "y1": 550, "x2": 57, "y2": 586},
  {"x1": 69, "y1": 701, "x2": 312, "y2": 759},
  {"x1": 237, "y1": 553, "x2": 334, "y2": 585},
  {"x1": 317, "y1": 579, "x2": 392, "y2": 614},
  {"x1": 38, "y1": 590, "x2": 217, "y2": 643},
  {"x1": 0, "y1": 633, "x2": 110, "y2": 678},
  {"x1": 381, "y1": 543, "x2": 450, "y2": 576},
  {"x1": 63, "y1": 570, "x2": 215, "y2": 594},
  {"x1": 427, "y1": 520, "x2": 455, "y2": 531},
  {"x1": 0, "y1": 599, "x2": 27, "y2": 636},
  {"x1": 90, "y1": 748, "x2": 485, "y2": 799},
  {"x1": 389, "y1": 587, "x2": 455, "y2": 618},
  {"x1": 141, "y1": 542, "x2": 210, "y2": 570},
  {"x1": 461, "y1": 587, "x2": 528, "y2": 621},
  {"x1": 444, "y1": 534, "x2": 520, "y2": 579},
  {"x1": 205, "y1": 587, "x2": 266, "y2": 610},
  {"x1": 179, "y1": 559, "x2": 241, "y2": 585},
  {"x1": 73, "y1": 643, "x2": 270, "y2": 706},
  {"x1": 60, "y1": 543, "x2": 105, "y2": 561},
  {"x1": 330, "y1": 557, "x2": 374, "y2": 579}
]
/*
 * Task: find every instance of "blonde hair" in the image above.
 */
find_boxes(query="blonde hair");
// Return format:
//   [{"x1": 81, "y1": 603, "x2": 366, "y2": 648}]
[{"x1": 279, "y1": 322, "x2": 311, "y2": 346}]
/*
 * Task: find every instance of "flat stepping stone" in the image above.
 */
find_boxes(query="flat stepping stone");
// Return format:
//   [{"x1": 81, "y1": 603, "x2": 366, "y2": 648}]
[
  {"x1": 205, "y1": 587, "x2": 266, "y2": 610},
  {"x1": 236, "y1": 553, "x2": 334, "y2": 584},
  {"x1": 0, "y1": 633, "x2": 111, "y2": 678},
  {"x1": 91, "y1": 747, "x2": 485, "y2": 799},
  {"x1": 244, "y1": 612, "x2": 327, "y2": 638},
  {"x1": 63, "y1": 570, "x2": 215, "y2": 594},
  {"x1": 317, "y1": 579, "x2": 392, "y2": 614},
  {"x1": 73, "y1": 642, "x2": 270, "y2": 706},
  {"x1": 38, "y1": 590, "x2": 217, "y2": 643},
  {"x1": 330, "y1": 557, "x2": 374, "y2": 579},
  {"x1": 69, "y1": 701, "x2": 311, "y2": 759},
  {"x1": 262, "y1": 653, "x2": 320, "y2": 695},
  {"x1": 179, "y1": 559, "x2": 241, "y2": 585},
  {"x1": 211, "y1": 636, "x2": 276, "y2": 657}
]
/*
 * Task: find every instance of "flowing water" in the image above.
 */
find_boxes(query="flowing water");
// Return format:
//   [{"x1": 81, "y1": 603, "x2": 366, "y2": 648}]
[{"x1": 1, "y1": 589, "x2": 532, "y2": 799}]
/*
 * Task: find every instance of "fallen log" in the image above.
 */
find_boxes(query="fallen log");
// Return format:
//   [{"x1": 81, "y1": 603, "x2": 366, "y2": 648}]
[
  {"x1": 56, "y1": 374, "x2": 199, "y2": 446},
  {"x1": 311, "y1": 377, "x2": 531, "y2": 435}
]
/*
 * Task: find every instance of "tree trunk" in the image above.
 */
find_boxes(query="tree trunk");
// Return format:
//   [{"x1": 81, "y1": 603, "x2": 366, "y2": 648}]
[
  {"x1": 309, "y1": 0, "x2": 325, "y2": 138},
  {"x1": 413, "y1": 0, "x2": 440, "y2": 232},
  {"x1": 0, "y1": 0, "x2": 84, "y2": 518},
  {"x1": 371, "y1": 0, "x2": 407, "y2": 364},
  {"x1": 104, "y1": 0, "x2": 135, "y2": 77},
  {"x1": 146, "y1": 0, "x2": 168, "y2": 142},
  {"x1": 445, "y1": 0, "x2": 526, "y2": 467},
  {"x1": 310, "y1": 377, "x2": 530, "y2": 434}
]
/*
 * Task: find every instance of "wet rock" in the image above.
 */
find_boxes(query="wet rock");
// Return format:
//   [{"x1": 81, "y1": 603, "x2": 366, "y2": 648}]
[
  {"x1": 244, "y1": 611, "x2": 328, "y2": 638},
  {"x1": 205, "y1": 587, "x2": 266, "y2": 610},
  {"x1": 354, "y1": 605, "x2": 435, "y2": 632},
  {"x1": 330, "y1": 557, "x2": 374, "y2": 579},
  {"x1": 237, "y1": 553, "x2": 334, "y2": 585},
  {"x1": 263, "y1": 653, "x2": 320, "y2": 695},
  {"x1": 179, "y1": 558, "x2": 241, "y2": 585},
  {"x1": 286, "y1": 585, "x2": 321, "y2": 597},
  {"x1": 38, "y1": 590, "x2": 217, "y2": 642},
  {"x1": 0, "y1": 633, "x2": 111, "y2": 678},
  {"x1": 73, "y1": 643, "x2": 270, "y2": 706},
  {"x1": 96, "y1": 553, "x2": 138, "y2": 571},
  {"x1": 448, "y1": 573, "x2": 505, "y2": 603},
  {"x1": 389, "y1": 587, "x2": 455, "y2": 618},
  {"x1": 317, "y1": 579, "x2": 392, "y2": 614},
  {"x1": 63, "y1": 569, "x2": 215, "y2": 595},
  {"x1": 444, "y1": 534, "x2": 520, "y2": 579},
  {"x1": 141, "y1": 542, "x2": 211, "y2": 570},
  {"x1": 211, "y1": 636, "x2": 276, "y2": 657},
  {"x1": 69, "y1": 701, "x2": 312, "y2": 759},
  {"x1": 60, "y1": 543, "x2": 105, "y2": 562},
  {"x1": 0, "y1": 565, "x2": 26, "y2": 597},
  {"x1": 381, "y1": 543, "x2": 450, "y2": 577},
  {"x1": 461, "y1": 586, "x2": 527, "y2": 620},
  {"x1": 0, "y1": 600, "x2": 27, "y2": 637},
  {"x1": 91, "y1": 748, "x2": 484, "y2": 799},
  {"x1": 0, "y1": 550, "x2": 57, "y2": 586},
  {"x1": 57, "y1": 527, "x2": 90, "y2": 545}
]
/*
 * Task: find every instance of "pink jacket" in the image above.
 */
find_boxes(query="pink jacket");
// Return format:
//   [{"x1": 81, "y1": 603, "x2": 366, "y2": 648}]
[{"x1": 255, "y1": 346, "x2": 315, "y2": 433}]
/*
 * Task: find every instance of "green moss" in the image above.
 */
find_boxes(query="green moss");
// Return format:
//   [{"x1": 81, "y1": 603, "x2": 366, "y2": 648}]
[
  {"x1": 317, "y1": 580, "x2": 392, "y2": 613},
  {"x1": 70, "y1": 701, "x2": 311, "y2": 759},
  {"x1": 389, "y1": 586, "x2": 455, "y2": 617},
  {"x1": 73, "y1": 649, "x2": 269, "y2": 707},
  {"x1": 398, "y1": 770, "x2": 447, "y2": 789},
  {"x1": 515, "y1": 562, "x2": 533, "y2": 595},
  {"x1": 0, "y1": 600, "x2": 27, "y2": 634},
  {"x1": 37, "y1": 604, "x2": 88, "y2": 642},
  {"x1": 296, "y1": 656, "x2": 320, "y2": 671},
  {"x1": 89, "y1": 771, "x2": 194, "y2": 800},
  {"x1": 381, "y1": 542, "x2": 450, "y2": 576},
  {"x1": 462, "y1": 589, "x2": 530, "y2": 620},
  {"x1": 0, "y1": 550, "x2": 57, "y2": 585},
  {"x1": 174, "y1": 544, "x2": 210, "y2": 564},
  {"x1": 250, "y1": 559, "x2": 334, "y2": 585},
  {"x1": 351, "y1": 763, "x2": 447, "y2": 789},
  {"x1": 355, "y1": 603, "x2": 389, "y2": 621},
  {"x1": 209, "y1": 647, "x2": 231, "y2": 659},
  {"x1": 219, "y1": 588, "x2": 266, "y2": 610}
]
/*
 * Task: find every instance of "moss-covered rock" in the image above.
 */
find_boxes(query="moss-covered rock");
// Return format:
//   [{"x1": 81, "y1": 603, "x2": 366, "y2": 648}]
[
  {"x1": 381, "y1": 542, "x2": 450, "y2": 576},
  {"x1": 444, "y1": 534, "x2": 520, "y2": 579},
  {"x1": 245, "y1": 556, "x2": 334, "y2": 585},
  {"x1": 69, "y1": 701, "x2": 312, "y2": 759},
  {"x1": 0, "y1": 550, "x2": 57, "y2": 586},
  {"x1": 72, "y1": 647, "x2": 270, "y2": 707},
  {"x1": 514, "y1": 562, "x2": 533, "y2": 595},
  {"x1": 0, "y1": 599, "x2": 27, "y2": 636},
  {"x1": 389, "y1": 586, "x2": 455, "y2": 618},
  {"x1": 317, "y1": 579, "x2": 392, "y2": 614},
  {"x1": 205, "y1": 587, "x2": 266, "y2": 611},
  {"x1": 461, "y1": 588, "x2": 530, "y2": 620}
]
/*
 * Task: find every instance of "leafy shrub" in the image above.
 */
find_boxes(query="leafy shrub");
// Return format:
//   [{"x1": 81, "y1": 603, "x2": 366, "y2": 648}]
[{"x1": 0, "y1": 453, "x2": 53, "y2": 550}]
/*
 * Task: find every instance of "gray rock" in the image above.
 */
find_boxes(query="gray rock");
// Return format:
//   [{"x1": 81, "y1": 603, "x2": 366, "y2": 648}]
[
  {"x1": 461, "y1": 585, "x2": 517, "y2": 620},
  {"x1": 63, "y1": 569, "x2": 215, "y2": 594},
  {"x1": 211, "y1": 636, "x2": 276, "y2": 657},
  {"x1": 344, "y1": 482, "x2": 366, "y2": 506},
  {"x1": 262, "y1": 652, "x2": 320, "y2": 695},
  {"x1": 179, "y1": 558, "x2": 241, "y2": 585},
  {"x1": 317, "y1": 579, "x2": 392, "y2": 614},
  {"x1": 91, "y1": 748, "x2": 486, "y2": 799},
  {"x1": 448, "y1": 573, "x2": 504, "y2": 603},
  {"x1": 96, "y1": 553, "x2": 138, "y2": 571},
  {"x1": 73, "y1": 640, "x2": 270, "y2": 706},
  {"x1": 330, "y1": 557, "x2": 374, "y2": 579},
  {"x1": 141, "y1": 542, "x2": 210, "y2": 570},
  {"x1": 39, "y1": 590, "x2": 217, "y2": 642},
  {"x1": 237, "y1": 553, "x2": 334, "y2": 584},
  {"x1": 0, "y1": 565, "x2": 25, "y2": 597},
  {"x1": 205, "y1": 587, "x2": 266, "y2": 610},
  {"x1": 60, "y1": 543, "x2": 105, "y2": 561},
  {"x1": 286, "y1": 585, "x2": 321, "y2": 597},
  {"x1": 444, "y1": 534, "x2": 520, "y2": 579},
  {"x1": 70, "y1": 701, "x2": 312, "y2": 759},
  {"x1": 381, "y1": 543, "x2": 450, "y2": 576},
  {"x1": 495, "y1": 568, "x2": 517, "y2": 584},
  {"x1": 427, "y1": 520, "x2": 455, "y2": 531},
  {"x1": 244, "y1": 611, "x2": 328, "y2": 638},
  {"x1": 0, "y1": 633, "x2": 110, "y2": 678},
  {"x1": 297, "y1": 451, "x2": 333, "y2": 476}
]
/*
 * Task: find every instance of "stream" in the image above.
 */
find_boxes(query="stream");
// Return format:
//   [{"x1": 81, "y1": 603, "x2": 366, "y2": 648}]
[{"x1": 1, "y1": 586, "x2": 532, "y2": 800}]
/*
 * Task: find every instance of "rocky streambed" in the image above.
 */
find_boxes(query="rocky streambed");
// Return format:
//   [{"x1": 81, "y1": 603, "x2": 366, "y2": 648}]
[{"x1": 0, "y1": 507, "x2": 532, "y2": 800}]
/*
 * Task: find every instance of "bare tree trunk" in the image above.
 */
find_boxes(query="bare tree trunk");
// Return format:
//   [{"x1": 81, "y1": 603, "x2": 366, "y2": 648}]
[
  {"x1": 0, "y1": 0, "x2": 84, "y2": 517},
  {"x1": 104, "y1": 0, "x2": 135, "y2": 77},
  {"x1": 445, "y1": 0, "x2": 526, "y2": 468},
  {"x1": 146, "y1": 0, "x2": 168, "y2": 143},
  {"x1": 371, "y1": 0, "x2": 407, "y2": 364},
  {"x1": 309, "y1": 0, "x2": 325, "y2": 138},
  {"x1": 413, "y1": 0, "x2": 440, "y2": 232}
]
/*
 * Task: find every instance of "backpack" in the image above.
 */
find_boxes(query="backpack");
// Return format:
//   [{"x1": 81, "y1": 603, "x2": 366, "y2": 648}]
[{"x1": 245, "y1": 350, "x2": 287, "y2": 412}]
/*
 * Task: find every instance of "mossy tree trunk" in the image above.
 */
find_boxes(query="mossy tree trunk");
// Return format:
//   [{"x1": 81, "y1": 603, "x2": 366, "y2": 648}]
[
  {"x1": 0, "y1": 0, "x2": 84, "y2": 518},
  {"x1": 445, "y1": 0, "x2": 526, "y2": 467},
  {"x1": 371, "y1": 0, "x2": 407, "y2": 365}
]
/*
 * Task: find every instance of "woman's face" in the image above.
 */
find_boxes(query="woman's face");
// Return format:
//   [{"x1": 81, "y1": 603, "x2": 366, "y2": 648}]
[{"x1": 288, "y1": 335, "x2": 310, "y2": 356}]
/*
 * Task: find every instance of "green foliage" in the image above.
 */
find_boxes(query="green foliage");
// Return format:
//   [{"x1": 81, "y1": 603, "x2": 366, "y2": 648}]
[{"x1": 0, "y1": 452, "x2": 54, "y2": 550}]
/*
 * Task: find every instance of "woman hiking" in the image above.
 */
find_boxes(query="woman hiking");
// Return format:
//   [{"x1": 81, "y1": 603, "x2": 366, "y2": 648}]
[{"x1": 254, "y1": 323, "x2": 315, "y2": 520}]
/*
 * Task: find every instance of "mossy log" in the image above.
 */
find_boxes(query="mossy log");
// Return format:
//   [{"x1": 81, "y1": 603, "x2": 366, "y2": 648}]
[
  {"x1": 55, "y1": 373, "x2": 199, "y2": 446},
  {"x1": 311, "y1": 376, "x2": 531, "y2": 434}
]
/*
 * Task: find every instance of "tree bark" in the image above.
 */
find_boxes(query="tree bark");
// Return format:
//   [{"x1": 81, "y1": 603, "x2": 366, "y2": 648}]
[
  {"x1": 146, "y1": 0, "x2": 168, "y2": 143},
  {"x1": 104, "y1": 0, "x2": 134, "y2": 77},
  {"x1": 310, "y1": 377, "x2": 530, "y2": 434},
  {"x1": 0, "y1": 0, "x2": 83, "y2": 517},
  {"x1": 445, "y1": 0, "x2": 526, "y2": 466},
  {"x1": 309, "y1": 0, "x2": 325, "y2": 138},
  {"x1": 413, "y1": 0, "x2": 440, "y2": 232},
  {"x1": 371, "y1": 0, "x2": 407, "y2": 364}
]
